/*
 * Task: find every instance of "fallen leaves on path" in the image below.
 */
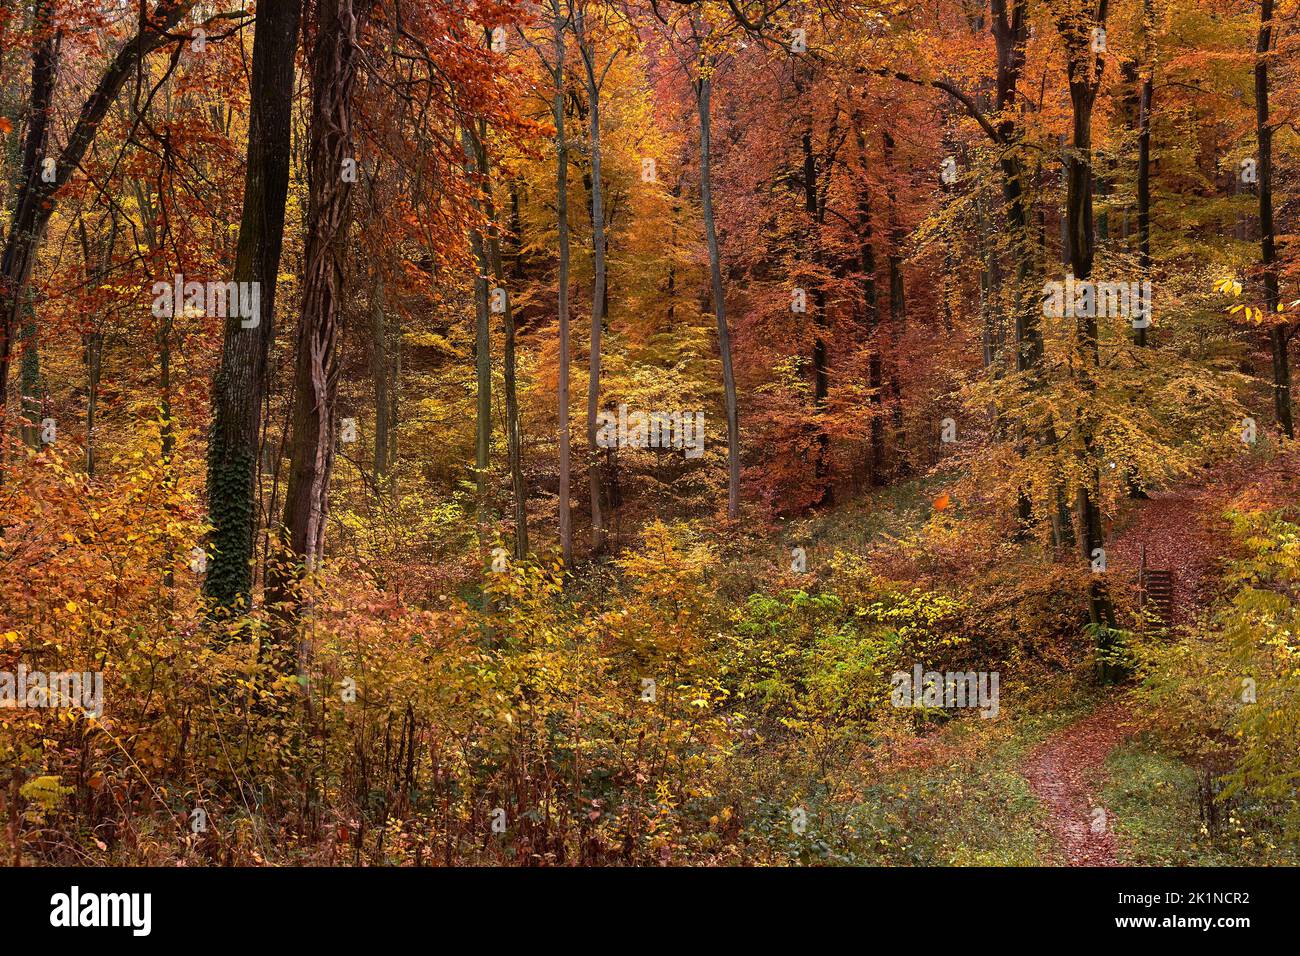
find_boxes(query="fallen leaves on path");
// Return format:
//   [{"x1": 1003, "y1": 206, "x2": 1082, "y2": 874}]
[{"x1": 1023, "y1": 701, "x2": 1134, "y2": 866}]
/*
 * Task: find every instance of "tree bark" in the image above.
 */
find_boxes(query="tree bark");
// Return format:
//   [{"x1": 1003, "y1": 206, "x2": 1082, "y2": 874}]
[
  {"x1": 265, "y1": 0, "x2": 371, "y2": 660},
  {"x1": 576, "y1": 6, "x2": 609, "y2": 553},
  {"x1": 370, "y1": 274, "x2": 389, "y2": 482},
  {"x1": 463, "y1": 126, "x2": 493, "y2": 535},
  {"x1": 1136, "y1": 0, "x2": 1153, "y2": 347},
  {"x1": 205, "y1": 0, "x2": 303, "y2": 611},
  {"x1": 853, "y1": 125, "x2": 884, "y2": 486},
  {"x1": 803, "y1": 126, "x2": 831, "y2": 502},
  {"x1": 698, "y1": 74, "x2": 741, "y2": 519},
  {"x1": 552, "y1": 4, "x2": 574, "y2": 566},
  {"x1": 1256, "y1": 0, "x2": 1292, "y2": 437},
  {"x1": 477, "y1": 135, "x2": 529, "y2": 559},
  {"x1": 1060, "y1": 4, "x2": 1116, "y2": 629}
]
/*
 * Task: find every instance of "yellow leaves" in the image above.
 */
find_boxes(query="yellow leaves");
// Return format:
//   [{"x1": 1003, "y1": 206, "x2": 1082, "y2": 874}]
[
  {"x1": 1215, "y1": 277, "x2": 1243, "y2": 297},
  {"x1": 1229, "y1": 304, "x2": 1267, "y2": 323},
  {"x1": 2, "y1": 631, "x2": 18, "y2": 644},
  {"x1": 65, "y1": 601, "x2": 78, "y2": 613},
  {"x1": 19, "y1": 775, "x2": 73, "y2": 821}
]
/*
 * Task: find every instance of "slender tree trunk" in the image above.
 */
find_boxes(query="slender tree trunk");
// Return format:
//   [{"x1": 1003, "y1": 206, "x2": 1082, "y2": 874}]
[
  {"x1": 1136, "y1": 0, "x2": 1153, "y2": 347},
  {"x1": 577, "y1": 8, "x2": 608, "y2": 553},
  {"x1": 476, "y1": 140, "x2": 528, "y2": 559},
  {"x1": 698, "y1": 74, "x2": 740, "y2": 519},
  {"x1": 265, "y1": 0, "x2": 371, "y2": 660},
  {"x1": 159, "y1": 310, "x2": 176, "y2": 591},
  {"x1": 370, "y1": 274, "x2": 389, "y2": 482},
  {"x1": 1123, "y1": 4, "x2": 1156, "y2": 499},
  {"x1": 1, "y1": 0, "x2": 56, "y2": 446},
  {"x1": 1062, "y1": 7, "x2": 1116, "y2": 630},
  {"x1": 803, "y1": 127, "x2": 831, "y2": 503},
  {"x1": 205, "y1": 0, "x2": 303, "y2": 611},
  {"x1": 882, "y1": 131, "x2": 909, "y2": 478},
  {"x1": 18, "y1": 301, "x2": 41, "y2": 448},
  {"x1": 854, "y1": 126, "x2": 884, "y2": 485},
  {"x1": 78, "y1": 215, "x2": 114, "y2": 478},
  {"x1": 1256, "y1": 0, "x2": 1292, "y2": 437},
  {"x1": 464, "y1": 127, "x2": 493, "y2": 534},
  {"x1": 552, "y1": 6, "x2": 573, "y2": 567},
  {"x1": 991, "y1": 0, "x2": 1040, "y2": 534},
  {"x1": 84, "y1": 328, "x2": 102, "y2": 475}
]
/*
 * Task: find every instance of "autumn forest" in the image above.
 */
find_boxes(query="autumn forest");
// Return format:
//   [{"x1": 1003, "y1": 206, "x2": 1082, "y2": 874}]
[{"x1": 1, "y1": 0, "x2": 1299, "y2": 871}]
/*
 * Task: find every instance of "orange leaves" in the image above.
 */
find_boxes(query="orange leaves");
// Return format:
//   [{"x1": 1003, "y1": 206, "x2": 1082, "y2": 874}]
[{"x1": 932, "y1": 493, "x2": 951, "y2": 512}]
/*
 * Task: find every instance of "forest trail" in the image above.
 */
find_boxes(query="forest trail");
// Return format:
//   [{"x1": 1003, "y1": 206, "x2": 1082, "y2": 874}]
[
  {"x1": 1023, "y1": 700, "x2": 1134, "y2": 866},
  {"x1": 1105, "y1": 452, "x2": 1298, "y2": 625},
  {"x1": 1106, "y1": 484, "x2": 1231, "y2": 627},
  {"x1": 1023, "y1": 467, "x2": 1260, "y2": 865}
]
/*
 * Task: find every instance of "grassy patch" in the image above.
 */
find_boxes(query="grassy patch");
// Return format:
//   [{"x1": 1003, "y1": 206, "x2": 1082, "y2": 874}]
[
  {"x1": 1100, "y1": 738, "x2": 1295, "y2": 865},
  {"x1": 826, "y1": 698, "x2": 1095, "y2": 866}
]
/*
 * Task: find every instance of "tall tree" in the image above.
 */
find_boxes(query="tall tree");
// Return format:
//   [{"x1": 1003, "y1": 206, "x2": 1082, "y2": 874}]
[
  {"x1": 527, "y1": 0, "x2": 575, "y2": 565},
  {"x1": 265, "y1": 0, "x2": 373, "y2": 657},
  {"x1": 468, "y1": 121, "x2": 529, "y2": 559},
  {"x1": 1256, "y1": 0, "x2": 1293, "y2": 438},
  {"x1": 1057, "y1": 0, "x2": 1116, "y2": 629},
  {"x1": 697, "y1": 67, "x2": 741, "y2": 519},
  {"x1": 204, "y1": 0, "x2": 304, "y2": 611},
  {"x1": 575, "y1": 0, "x2": 614, "y2": 552}
]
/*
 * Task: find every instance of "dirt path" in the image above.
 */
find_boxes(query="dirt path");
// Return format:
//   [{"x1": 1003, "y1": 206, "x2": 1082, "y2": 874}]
[
  {"x1": 1106, "y1": 452, "x2": 1298, "y2": 626},
  {"x1": 1105, "y1": 487, "x2": 1227, "y2": 627},
  {"x1": 1023, "y1": 481, "x2": 1218, "y2": 865},
  {"x1": 1023, "y1": 701, "x2": 1134, "y2": 866},
  {"x1": 1022, "y1": 453, "x2": 1298, "y2": 865}
]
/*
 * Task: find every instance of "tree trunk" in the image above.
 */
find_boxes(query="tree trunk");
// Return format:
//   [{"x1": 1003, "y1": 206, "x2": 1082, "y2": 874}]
[
  {"x1": 1, "y1": 0, "x2": 56, "y2": 450},
  {"x1": 476, "y1": 134, "x2": 529, "y2": 559},
  {"x1": 1136, "y1": 0, "x2": 1153, "y2": 347},
  {"x1": 205, "y1": 0, "x2": 303, "y2": 611},
  {"x1": 577, "y1": 8, "x2": 608, "y2": 553},
  {"x1": 464, "y1": 127, "x2": 493, "y2": 537},
  {"x1": 854, "y1": 125, "x2": 884, "y2": 486},
  {"x1": 18, "y1": 302, "x2": 41, "y2": 449},
  {"x1": 1062, "y1": 7, "x2": 1117, "y2": 630},
  {"x1": 1256, "y1": 0, "x2": 1292, "y2": 437},
  {"x1": 803, "y1": 127, "x2": 831, "y2": 503},
  {"x1": 990, "y1": 0, "x2": 1040, "y2": 534},
  {"x1": 698, "y1": 75, "x2": 741, "y2": 519},
  {"x1": 370, "y1": 274, "x2": 389, "y2": 482},
  {"x1": 265, "y1": 0, "x2": 370, "y2": 661},
  {"x1": 882, "y1": 131, "x2": 909, "y2": 478},
  {"x1": 552, "y1": 6, "x2": 573, "y2": 567}
]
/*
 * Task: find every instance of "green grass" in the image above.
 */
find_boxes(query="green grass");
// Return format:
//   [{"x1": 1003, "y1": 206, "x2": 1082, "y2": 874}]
[
  {"x1": 1100, "y1": 738, "x2": 1296, "y2": 866},
  {"x1": 827, "y1": 696, "x2": 1097, "y2": 866}
]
